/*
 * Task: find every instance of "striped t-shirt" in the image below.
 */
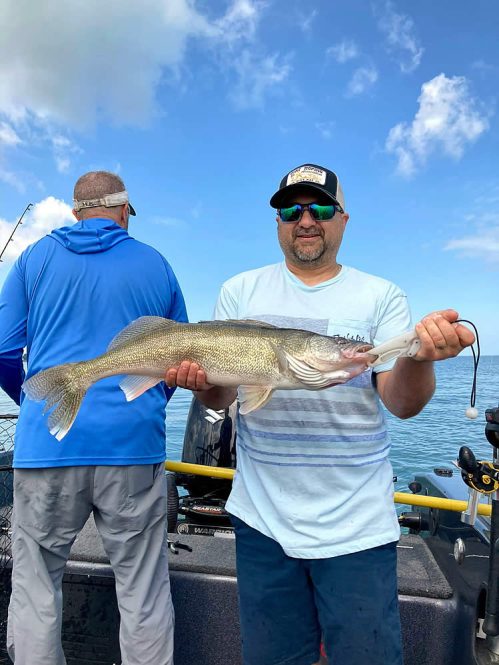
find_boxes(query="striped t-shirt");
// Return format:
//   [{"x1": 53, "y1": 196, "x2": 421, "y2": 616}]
[{"x1": 214, "y1": 263, "x2": 412, "y2": 558}]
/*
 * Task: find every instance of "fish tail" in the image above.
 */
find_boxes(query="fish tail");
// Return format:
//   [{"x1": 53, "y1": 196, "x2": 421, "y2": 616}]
[{"x1": 22, "y1": 362, "x2": 89, "y2": 441}]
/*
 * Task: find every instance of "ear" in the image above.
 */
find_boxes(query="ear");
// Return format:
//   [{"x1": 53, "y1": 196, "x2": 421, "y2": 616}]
[
  {"x1": 120, "y1": 203, "x2": 130, "y2": 229},
  {"x1": 72, "y1": 209, "x2": 78, "y2": 220},
  {"x1": 342, "y1": 212, "x2": 349, "y2": 228}
]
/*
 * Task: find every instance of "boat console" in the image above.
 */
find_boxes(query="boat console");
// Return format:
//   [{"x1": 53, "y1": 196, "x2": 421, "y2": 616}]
[{"x1": 399, "y1": 403, "x2": 499, "y2": 664}]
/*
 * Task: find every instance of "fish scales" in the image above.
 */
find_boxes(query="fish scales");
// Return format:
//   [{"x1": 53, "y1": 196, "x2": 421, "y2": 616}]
[
  {"x1": 85, "y1": 323, "x2": 308, "y2": 386},
  {"x1": 22, "y1": 317, "x2": 421, "y2": 440}
]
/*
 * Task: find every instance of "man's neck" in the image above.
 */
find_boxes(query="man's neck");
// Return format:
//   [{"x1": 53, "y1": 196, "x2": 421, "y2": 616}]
[
  {"x1": 285, "y1": 260, "x2": 342, "y2": 286},
  {"x1": 79, "y1": 214, "x2": 127, "y2": 230}
]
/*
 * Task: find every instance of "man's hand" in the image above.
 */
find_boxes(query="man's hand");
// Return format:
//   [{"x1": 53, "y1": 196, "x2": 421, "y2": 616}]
[
  {"x1": 165, "y1": 361, "x2": 238, "y2": 410},
  {"x1": 413, "y1": 309, "x2": 475, "y2": 362},
  {"x1": 376, "y1": 309, "x2": 475, "y2": 418},
  {"x1": 165, "y1": 362, "x2": 213, "y2": 391}
]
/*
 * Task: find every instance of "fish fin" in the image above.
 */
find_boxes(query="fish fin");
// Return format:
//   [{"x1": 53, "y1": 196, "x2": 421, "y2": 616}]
[
  {"x1": 198, "y1": 319, "x2": 278, "y2": 328},
  {"x1": 119, "y1": 375, "x2": 163, "y2": 401},
  {"x1": 23, "y1": 362, "x2": 89, "y2": 441},
  {"x1": 237, "y1": 319, "x2": 278, "y2": 327},
  {"x1": 280, "y1": 350, "x2": 336, "y2": 389},
  {"x1": 238, "y1": 386, "x2": 274, "y2": 415},
  {"x1": 271, "y1": 343, "x2": 290, "y2": 374},
  {"x1": 108, "y1": 317, "x2": 177, "y2": 351},
  {"x1": 368, "y1": 330, "x2": 421, "y2": 367}
]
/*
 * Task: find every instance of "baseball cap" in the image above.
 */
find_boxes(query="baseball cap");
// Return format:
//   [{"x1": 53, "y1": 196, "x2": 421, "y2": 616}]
[
  {"x1": 73, "y1": 190, "x2": 136, "y2": 216},
  {"x1": 269, "y1": 164, "x2": 345, "y2": 211}
]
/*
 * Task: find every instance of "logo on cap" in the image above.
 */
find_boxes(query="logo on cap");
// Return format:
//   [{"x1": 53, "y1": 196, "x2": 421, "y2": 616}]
[{"x1": 286, "y1": 166, "x2": 327, "y2": 187}]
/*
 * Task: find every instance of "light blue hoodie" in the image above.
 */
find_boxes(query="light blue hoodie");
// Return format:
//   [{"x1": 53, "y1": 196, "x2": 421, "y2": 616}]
[{"x1": 0, "y1": 217, "x2": 188, "y2": 468}]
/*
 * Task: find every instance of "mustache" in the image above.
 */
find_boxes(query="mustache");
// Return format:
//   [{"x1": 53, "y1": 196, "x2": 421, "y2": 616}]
[{"x1": 294, "y1": 228, "x2": 323, "y2": 238}]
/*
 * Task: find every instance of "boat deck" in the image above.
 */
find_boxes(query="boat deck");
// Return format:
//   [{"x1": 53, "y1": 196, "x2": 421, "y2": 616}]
[{"x1": 0, "y1": 514, "x2": 477, "y2": 665}]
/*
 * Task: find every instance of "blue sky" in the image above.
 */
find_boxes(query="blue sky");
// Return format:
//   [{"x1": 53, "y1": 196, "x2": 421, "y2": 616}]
[{"x1": 0, "y1": 0, "x2": 497, "y2": 355}]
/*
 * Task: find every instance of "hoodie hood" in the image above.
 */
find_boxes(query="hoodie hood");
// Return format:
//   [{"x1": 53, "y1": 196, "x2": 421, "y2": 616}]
[{"x1": 49, "y1": 217, "x2": 131, "y2": 254}]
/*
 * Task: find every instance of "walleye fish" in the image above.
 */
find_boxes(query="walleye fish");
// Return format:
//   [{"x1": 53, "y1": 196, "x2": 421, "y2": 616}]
[{"x1": 22, "y1": 317, "x2": 420, "y2": 441}]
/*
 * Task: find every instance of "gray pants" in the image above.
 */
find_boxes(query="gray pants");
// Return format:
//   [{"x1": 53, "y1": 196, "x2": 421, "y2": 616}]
[{"x1": 7, "y1": 465, "x2": 174, "y2": 665}]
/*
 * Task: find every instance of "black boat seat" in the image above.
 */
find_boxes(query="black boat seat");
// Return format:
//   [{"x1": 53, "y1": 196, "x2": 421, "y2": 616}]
[
  {"x1": 71, "y1": 516, "x2": 452, "y2": 595},
  {"x1": 57, "y1": 516, "x2": 459, "y2": 665}
]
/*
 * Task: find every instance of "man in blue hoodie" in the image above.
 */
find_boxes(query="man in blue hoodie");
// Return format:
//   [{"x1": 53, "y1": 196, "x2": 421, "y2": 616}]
[{"x1": 0, "y1": 171, "x2": 187, "y2": 665}]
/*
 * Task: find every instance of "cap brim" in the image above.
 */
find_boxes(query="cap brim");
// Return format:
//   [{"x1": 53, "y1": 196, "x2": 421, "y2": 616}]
[
  {"x1": 129, "y1": 203, "x2": 136, "y2": 216},
  {"x1": 269, "y1": 183, "x2": 339, "y2": 208}
]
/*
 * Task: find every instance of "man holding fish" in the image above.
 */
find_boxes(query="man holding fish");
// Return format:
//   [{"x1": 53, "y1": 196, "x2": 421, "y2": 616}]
[
  {"x1": 0, "y1": 171, "x2": 186, "y2": 665},
  {"x1": 167, "y1": 164, "x2": 475, "y2": 665},
  {"x1": 9, "y1": 163, "x2": 474, "y2": 665}
]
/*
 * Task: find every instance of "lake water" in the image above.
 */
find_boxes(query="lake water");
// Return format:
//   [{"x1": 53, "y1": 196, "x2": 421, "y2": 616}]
[{"x1": 1, "y1": 355, "x2": 498, "y2": 495}]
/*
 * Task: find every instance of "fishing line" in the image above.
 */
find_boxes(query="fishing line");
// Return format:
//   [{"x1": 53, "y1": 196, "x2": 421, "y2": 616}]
[{"x1": 455, "y1": 319, "x2": 480, "y2": 420}]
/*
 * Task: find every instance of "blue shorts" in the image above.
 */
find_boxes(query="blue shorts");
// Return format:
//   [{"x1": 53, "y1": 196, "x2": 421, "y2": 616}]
[{"x1": 231, "y1": 516, "x2": 403, "y2": 665}]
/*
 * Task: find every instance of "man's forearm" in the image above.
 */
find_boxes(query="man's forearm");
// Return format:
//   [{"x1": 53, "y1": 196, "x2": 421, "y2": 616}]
[
  {"x1": 376, "y1": 357, "x2": 435, "y2": 419},
  {"x1": 194, "y1": 386, "x2": 238, "y2": 410}
]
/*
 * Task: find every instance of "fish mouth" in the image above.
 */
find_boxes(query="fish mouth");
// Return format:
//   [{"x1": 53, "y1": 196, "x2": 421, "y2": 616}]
[
  {"x1": 357, "y1": 344, "x2": 374, "y2": 354},
  {"x1": 342, "y1": 343, "x2": 375, "y2": 358}
]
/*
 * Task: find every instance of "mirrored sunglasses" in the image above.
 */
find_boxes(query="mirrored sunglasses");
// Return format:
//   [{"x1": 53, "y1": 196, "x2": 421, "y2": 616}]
[{"x1": 278, "y1": 202, "x2": 342, "y2": 223}]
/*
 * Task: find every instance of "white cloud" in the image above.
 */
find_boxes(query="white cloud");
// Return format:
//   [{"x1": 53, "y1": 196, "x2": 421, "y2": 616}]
[
  {"x1": 385, "y1": 74, "x2": 489, "y2": 177},
  {"x1": 346, "y1": 66, "x2": 378, "y2": 97},
  {"x1": 471, "y1": 59, "x2": 497, "y2": 74},
  {"x1": 0, "y1": 117, "x2": 84, "y2": 184},
  {"x1": 229, "y1": 50, "x2": 291, "y2": 110},
  {"x1": 0, "y1": 0, "x2": 282, "y2": 129},
  {"x1": 0, "y1": 0, "x2": 217, "y2": 129},
  {"x1": 0, "y1": 121, "x2": 23, "y2": 190},
  {"x1": 445, "y1": 192, "x2": 499, "y2": 264},
  {"x1": 0, "y1": 197, "x2": 74, "y2": 261},
  {"x1": 0, "y1": 168, "x2": 25, "y2": 193},
  {"x1": 445, "y1": 230, "x2": 499, "y2": 260},
  {"x1": 298, "y1": 9, "x2": 319, "y2": 33},
  {"x1": 0, "y1": 122, "x2": 21, "y2": 147},
  {"x1": 375, "y1": 1, "x2": 423, "y2": 73},
  {"x1": 51, "y1": 135, "x2": 83, "y2": 174},
  {"x1": 214, "y1": 2, "x2": 291, "y2": 111},
  {"x1": 0, "y1": 0, "x2": 215, "y2": 189},
  {"x1": 327, "y1": 40, "x2": 359, "y2": 64},
  {"x1": 316, "y1": 121, "x2": 335, "y2": 140},
  {"x1": 0, "y1": 0, "x2": 288, "y2": 180},
  {"x1": 0, "y1": 1, "x2": 289, "y2": 188},
  {"x1": 217, "y1": 0, "x2": 263, "y2": 43}
]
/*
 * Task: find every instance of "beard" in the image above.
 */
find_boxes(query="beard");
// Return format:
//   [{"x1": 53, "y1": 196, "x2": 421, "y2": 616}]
[{"x1": 291, "y1": 234, "x2": 326, "y2": 263}]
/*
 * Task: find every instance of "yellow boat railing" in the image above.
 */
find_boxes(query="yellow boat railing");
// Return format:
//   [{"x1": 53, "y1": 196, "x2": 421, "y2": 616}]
[
  {"x1": 165, "y1": 460, "x2": 492, "y2": 518},
  {"x1": 166, "y1": 460, "x2": 235, "y2": 480}
]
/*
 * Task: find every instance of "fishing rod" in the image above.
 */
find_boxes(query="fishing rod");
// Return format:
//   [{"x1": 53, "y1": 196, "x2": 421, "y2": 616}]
[{"x1": 0, "y1": 203, "x2": 33, "y2": 262}]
